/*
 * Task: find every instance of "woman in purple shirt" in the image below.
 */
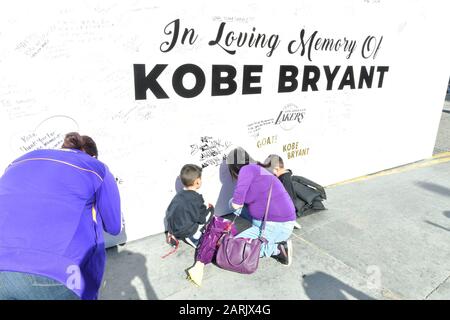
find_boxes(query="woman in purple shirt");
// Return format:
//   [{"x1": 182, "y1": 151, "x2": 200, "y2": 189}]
[
  {"x1": 0, "y1": 132, "x2": 121, "y2": 300},
  {"x1": 229, "y1": 148, "x2": 296, "y2": 266}
]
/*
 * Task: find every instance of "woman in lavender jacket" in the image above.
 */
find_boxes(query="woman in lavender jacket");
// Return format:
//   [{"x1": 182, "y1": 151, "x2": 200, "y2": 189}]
[
  {"x1": 228, "y1": 148, "x2": 296, "y2": 266},
  {"x1": 0, "y1": 132, "x2": 121, "y2": 300}
]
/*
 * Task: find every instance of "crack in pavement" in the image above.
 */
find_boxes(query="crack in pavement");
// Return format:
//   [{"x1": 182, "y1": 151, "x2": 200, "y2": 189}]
[{"x1": 424, "y1": 273, "x2": 450, "y2": 300}]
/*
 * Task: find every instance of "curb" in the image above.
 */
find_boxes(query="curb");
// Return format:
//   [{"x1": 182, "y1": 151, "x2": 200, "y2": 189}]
[{"x1": 327, "y1": 151, "x2": 450, "y2": 188}]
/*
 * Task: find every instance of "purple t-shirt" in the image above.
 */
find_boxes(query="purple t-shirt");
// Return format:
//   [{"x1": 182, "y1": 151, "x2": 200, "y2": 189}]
[{"x1": 232, "y1": 164, "x2": 296, "y2": 222}]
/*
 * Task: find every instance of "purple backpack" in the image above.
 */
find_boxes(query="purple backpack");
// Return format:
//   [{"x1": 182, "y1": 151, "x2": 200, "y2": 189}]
[{"x1": 196, "y1": 216, "x2": 237, "y2": 264}]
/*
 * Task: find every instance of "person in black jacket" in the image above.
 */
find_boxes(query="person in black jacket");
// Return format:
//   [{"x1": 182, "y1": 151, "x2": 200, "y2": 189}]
[
  {"x1": 165, "y1": 164, "x2": 214, "y2": 248},
  {"x1": 263, "y1": 155, "x2": 327, "y2": 228}
]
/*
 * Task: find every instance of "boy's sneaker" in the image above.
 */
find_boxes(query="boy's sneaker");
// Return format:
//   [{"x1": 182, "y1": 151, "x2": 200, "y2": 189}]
[
  {"x1": 166, "y1": 233, "x2": 178, "y2": 247},
  {"x1": 272, "y1": 240, "x2": 293, "y2": 266}
]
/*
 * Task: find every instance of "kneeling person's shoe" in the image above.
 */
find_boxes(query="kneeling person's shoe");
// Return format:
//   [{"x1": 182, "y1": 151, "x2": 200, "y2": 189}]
[{"x1": 272, "y1": 240, "x2": 293, "y2": 266}]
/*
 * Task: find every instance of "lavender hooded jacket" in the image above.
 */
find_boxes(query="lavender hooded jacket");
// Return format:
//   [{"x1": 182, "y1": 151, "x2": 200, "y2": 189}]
[{"x1": 0, "y1": 148, "x2": 121, "y2": 299}]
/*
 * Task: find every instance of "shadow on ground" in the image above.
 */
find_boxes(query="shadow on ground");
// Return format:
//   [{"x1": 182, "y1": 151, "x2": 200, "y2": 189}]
[
  {"x1": 424, "y1": 220, "x2": 450, "y2": 232},
  {"x1": 302, "y1": 271, "x2": 375, "y2": 300},
  {"x1": 415, "y1": 181, "x2": 450, "y2": 198},
  {"x1": 424, "y1": 210, "x2": 450, "y2": 232},
  {"x1": 418, "y1": 182, "x2": 450, "y2": 232},
  {"x1": 101, "y1": 246, "x2": 158, "y2": 300}
]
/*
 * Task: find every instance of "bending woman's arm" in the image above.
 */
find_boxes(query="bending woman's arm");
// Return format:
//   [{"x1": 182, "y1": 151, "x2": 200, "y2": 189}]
[
  {"x1": 231, "y1": 165, "x2": 254, "y2": 210},
  {"x1": 96, "y1": 166, "x2": 122, "y2": 235}
]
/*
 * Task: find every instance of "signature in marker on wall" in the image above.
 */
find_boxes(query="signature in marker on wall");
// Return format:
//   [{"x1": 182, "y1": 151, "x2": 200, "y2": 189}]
[{"x1": 190, "y1": 136, "x2": 232, "y2": 169}]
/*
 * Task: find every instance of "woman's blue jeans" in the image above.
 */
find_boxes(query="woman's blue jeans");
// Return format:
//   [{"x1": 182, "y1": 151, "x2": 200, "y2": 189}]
[
  {"x1": 0, "y1": 271, "x2": 80, "y2": 300},
  {"x1": 235, "y1": 206, "x2": 295, "y2": 257}
]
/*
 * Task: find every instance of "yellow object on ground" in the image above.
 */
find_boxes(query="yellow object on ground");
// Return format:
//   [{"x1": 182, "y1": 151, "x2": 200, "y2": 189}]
[{"x1": 186, "y1": 262, "x2": 205, "y2": 287}]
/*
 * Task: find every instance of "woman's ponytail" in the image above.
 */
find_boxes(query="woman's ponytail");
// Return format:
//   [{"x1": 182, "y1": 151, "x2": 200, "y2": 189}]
[{"x1": 61, "y1": 132, "x2": 83, "y2": 150}]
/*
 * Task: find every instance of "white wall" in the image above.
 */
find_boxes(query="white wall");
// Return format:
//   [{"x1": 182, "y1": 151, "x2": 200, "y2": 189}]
[{"x1": 0, "y1": 0, "x2": 449, "y2": 242}]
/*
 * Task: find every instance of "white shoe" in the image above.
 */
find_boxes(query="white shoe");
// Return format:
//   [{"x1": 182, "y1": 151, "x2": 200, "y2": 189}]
[{"x1": 293, "y1": 221, "x2": 302, "y2": 229}]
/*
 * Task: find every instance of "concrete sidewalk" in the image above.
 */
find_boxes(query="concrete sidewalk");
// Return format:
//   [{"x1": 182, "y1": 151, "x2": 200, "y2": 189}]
[{"x1": 99, "y1": 153, "x2": 450, "y2": 300}]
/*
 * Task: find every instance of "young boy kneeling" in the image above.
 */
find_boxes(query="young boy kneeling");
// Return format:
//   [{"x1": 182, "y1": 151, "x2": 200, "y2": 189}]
[{"x1": 165, "y1": 164, "x2": 214, "y2": 248}]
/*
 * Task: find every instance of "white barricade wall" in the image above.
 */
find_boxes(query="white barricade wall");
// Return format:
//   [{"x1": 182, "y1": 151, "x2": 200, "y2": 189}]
[{"x1": 0, "y1": 0, "x2": 449, "y2": 242}]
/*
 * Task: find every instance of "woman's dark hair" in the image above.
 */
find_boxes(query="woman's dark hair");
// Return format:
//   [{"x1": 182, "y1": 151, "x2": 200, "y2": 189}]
[
  {"x1": 81, "y1": 135, "x2": 98, "y2": 158},
  {"x1": 61, "y1": 132, "x2": 83, "y2": 150},
  {"x1": 227, "y1": 147, "x2": 255, "y2": 180},
  {"x1": 61, "y1": 132, "x2": 98, "y2": 158}
]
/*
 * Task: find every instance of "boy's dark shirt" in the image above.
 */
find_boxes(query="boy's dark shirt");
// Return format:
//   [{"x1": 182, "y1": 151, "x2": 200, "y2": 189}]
[{"x1": 166, "y1": 190, "x2": 212, "y2": 239}]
